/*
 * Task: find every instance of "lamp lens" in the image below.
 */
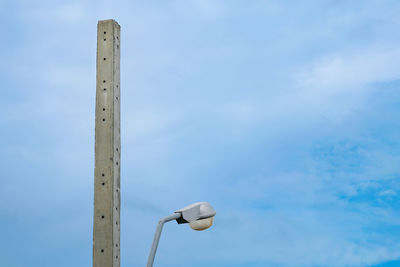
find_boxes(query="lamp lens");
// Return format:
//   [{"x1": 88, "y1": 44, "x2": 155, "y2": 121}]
[{"x1": 189, "y1": 217, "x2": 214, "y2": 231}]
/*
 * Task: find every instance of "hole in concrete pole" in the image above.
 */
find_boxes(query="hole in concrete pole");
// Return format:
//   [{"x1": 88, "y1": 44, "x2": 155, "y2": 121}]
[
  {"x1": 101, "y1": 215, "x2": 105, "y2": 219},
  {"x1": 103, "y1": 88, "x2": 106, "y2": 91},
  {"x1": 101, "y1": 249, "x2": 104, "y2": 253},
  {"x1": 104, "y1": 31, "x2": 106, "y2": 34},
  {"x1": 103, "y1": 80, "x2": 106, "y2": 83},
  {"x1": 116, "y1": 244, "x2": 118, "y2": 247},
  {"x1": 102, "y1": 182, "x2": 105, "y2": 186},
  {"x1": 102, "y1": 118, "x2": 105, "y2": 122},
  {"x1": 103, "y1": 108, "x2": 106, "y2": 111},
  {"x1": 103, "y1": 57, "x2": 106, "y2": 61},
  {"x1": 116, "y1": 161, "x2": 118, "y2": 165},
  {"x1": 102, "y1": 173, "x2": 105, "y2": 177},
  {"x1": 104, "y1": 38, "x2": 106, "y2": 41}
]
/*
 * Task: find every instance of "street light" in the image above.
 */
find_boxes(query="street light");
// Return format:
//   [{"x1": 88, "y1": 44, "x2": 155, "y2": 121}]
[{"x1": 146, "y1": 202, "x2": 216, "y2": 267}]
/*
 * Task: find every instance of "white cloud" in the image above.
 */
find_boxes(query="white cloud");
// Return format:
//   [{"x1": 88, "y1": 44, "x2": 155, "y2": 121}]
[
  {"x1": 234, "y1": 46, "x2": 400, "y2": 127},
  {"x1": 297, "y1": 46, "x2": 400, "y2": 94},
  {"x1": 170, "y1": 0, "x2": 225, "y2": 20},
  {"x1": 378, "y1": 189, "x2": 397, "y2": 198},
  {"x1": 21, "y1": 2, "x2": 86, "y2": 23}
]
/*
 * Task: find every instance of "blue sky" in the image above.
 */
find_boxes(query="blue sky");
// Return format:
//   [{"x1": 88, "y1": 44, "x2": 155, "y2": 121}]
[{"x1": 1, "y1": 0, "x2": 400, "y2": 266}]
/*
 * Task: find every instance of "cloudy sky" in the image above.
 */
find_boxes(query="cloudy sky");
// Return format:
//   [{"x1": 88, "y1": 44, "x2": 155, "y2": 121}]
[{"x1": 1, "y1": 0, "x2": 400, "y2": 266}]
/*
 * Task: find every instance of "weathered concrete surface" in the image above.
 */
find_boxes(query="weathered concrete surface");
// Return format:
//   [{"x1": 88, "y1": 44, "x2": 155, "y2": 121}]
[{"x1": 93, "y1": 19, "x2": 120, "y2": 267}]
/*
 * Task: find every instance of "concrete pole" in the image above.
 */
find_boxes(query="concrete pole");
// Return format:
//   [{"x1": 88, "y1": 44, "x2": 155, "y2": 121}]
[{"x1": 93, "y1": 19, "x2": 121, "y2": 267}]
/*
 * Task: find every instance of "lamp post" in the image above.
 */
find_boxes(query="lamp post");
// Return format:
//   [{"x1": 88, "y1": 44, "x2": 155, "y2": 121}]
[{"x1": 146, "y1": 202, "x2": 216, "y2": 267}]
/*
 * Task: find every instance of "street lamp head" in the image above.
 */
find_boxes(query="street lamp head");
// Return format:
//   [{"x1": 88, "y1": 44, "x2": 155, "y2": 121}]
[
  {"x1": 175, "y1": 202, "x2": 216, "y2": 231},
  {"x1": 147, "y1": 202, "x2": 216, "y2": 267}
]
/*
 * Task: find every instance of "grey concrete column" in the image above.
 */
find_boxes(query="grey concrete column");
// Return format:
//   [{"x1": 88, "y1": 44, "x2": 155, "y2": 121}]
[{"x1": 93, "y1": 19, "x2": 121, "y2": 267}]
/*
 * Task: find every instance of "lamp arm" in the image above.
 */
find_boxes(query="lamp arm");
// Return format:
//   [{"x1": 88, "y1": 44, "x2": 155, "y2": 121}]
[{"x1": 146, "y1": 212, "x2": 181, "y2": 267}]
